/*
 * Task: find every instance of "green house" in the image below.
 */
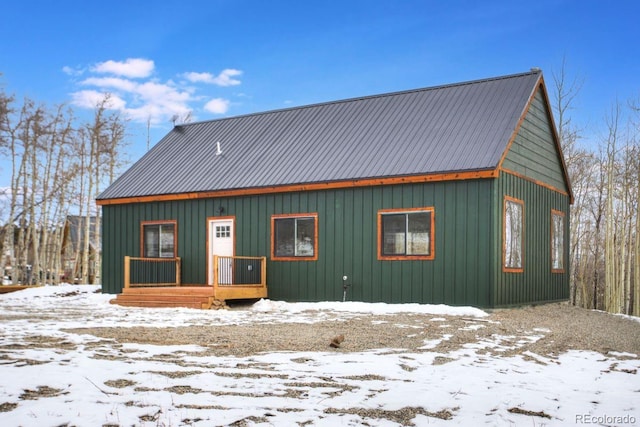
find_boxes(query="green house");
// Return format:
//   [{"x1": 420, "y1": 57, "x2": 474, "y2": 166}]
[{"x1": 97, "y1": 70, "x2": 572, "y2": 308}]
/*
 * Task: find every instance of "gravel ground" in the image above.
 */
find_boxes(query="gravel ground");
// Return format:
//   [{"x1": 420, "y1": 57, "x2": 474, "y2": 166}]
[
  {"x1": 65, "y1": 302, "x2": 640, "y2": 359},
  {"x1": 2, "y1": 294, "x2": 639, "y2": 426}
]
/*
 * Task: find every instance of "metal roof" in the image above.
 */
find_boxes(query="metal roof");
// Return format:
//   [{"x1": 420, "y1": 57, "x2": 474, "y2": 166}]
[{"x1": 98, "y1": 71, "x2": 543, "y2": 201}]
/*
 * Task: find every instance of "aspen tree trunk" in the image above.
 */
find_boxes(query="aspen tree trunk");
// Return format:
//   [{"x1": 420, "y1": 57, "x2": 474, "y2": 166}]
[
  {"x1": 604, "y1": 104, "x2": 620, "y2": 313},
  {"x1": 592, "y1": 155, "x2": 607, "y2": 310},
  {"x1": 74, "y1": 140, "x2": 86, "y2": 282},
  {"x1": 16, "y1": 105, "x2": 35, "y2": 285},
  {"x1": 618, "y1": 162, "x2": 627, "y2": 314},
  {"x1": 551, "y1": 61, "x2": 583, "y2": 305},
  {"x1": 38, "y1": 113, "x2": 56, "y2": 285},
  {"x1": 82, "y1": 156, "x2": 93, "y2": 284},
  {"x1": 631, "y1": 144, "x2": 640, "y2": 316},
  {"x1": 623, "y1": 160, "x2": 633, "y2": 315},
  {"x1": 1, "y1": 96, "x2": 19, "y2": 282},
  {"x1": 635, "y1": 167, "x2": 640, "y2": 316},
  {"x1": 603, "y1": 138, "x2": 615, "y2": 311},
  {"x1": 28, "y1": 111, "x2": 41, "y2": 285}
]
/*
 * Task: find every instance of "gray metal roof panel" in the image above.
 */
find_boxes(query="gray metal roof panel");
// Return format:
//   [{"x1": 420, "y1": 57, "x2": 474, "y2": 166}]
[{"x1": 98, "y1": 71, "x2": 542, "y2": 200}]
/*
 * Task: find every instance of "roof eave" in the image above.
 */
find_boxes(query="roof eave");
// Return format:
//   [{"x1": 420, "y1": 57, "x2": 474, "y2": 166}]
[{"x1": 96, "y1": 168, "x2": 499, "y2": 206}]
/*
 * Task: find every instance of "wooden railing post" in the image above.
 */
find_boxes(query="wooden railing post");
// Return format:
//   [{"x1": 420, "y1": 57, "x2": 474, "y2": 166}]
[
  {"x1": 175, "y1": 257, "x2": 181, "y2": 286},
  {"x1": 213, "y1": 255, "x2": 219, "y2": 289},
  {"x1": 261, "y1": 256, "x2": 267, "y2": 288},
  {"x1": 124, "y1": 256, "x2": 131, "y2": 289}
]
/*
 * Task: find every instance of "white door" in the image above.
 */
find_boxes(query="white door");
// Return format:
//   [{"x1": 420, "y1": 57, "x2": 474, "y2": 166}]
[{"x1": 208, "y1": 219, "x2": 234, "y2": 285}]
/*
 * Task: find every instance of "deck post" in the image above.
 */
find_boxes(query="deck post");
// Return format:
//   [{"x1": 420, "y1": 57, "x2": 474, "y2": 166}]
[
  {"x1": 213, "y1": 255, "x2": 219, "y2": 289},
  {"x1": 261, "y1": 256, "x2": 267, "y2": 287},
  {"x1": 124, "y1": 256, "x2": 131, "y2": 289},
  {"x1": 175, "y1": 257, "x2": 181, "y2": 286}
]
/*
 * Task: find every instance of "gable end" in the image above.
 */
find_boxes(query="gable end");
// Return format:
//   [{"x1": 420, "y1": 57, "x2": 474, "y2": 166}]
[{"x1": 499, "y1": 82, "x2": 572, "y2": 199}]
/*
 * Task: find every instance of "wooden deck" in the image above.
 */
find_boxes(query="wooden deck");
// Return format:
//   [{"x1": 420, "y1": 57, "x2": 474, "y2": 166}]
[
  {"x1": 0, "y1": 285, "x2": 37, "y2": 294},
  {"x1": 110, "y1": 285, "x2": 268, "y2": 309},
  {"x1": 111, "y1": 255, "x2": 268, "y2": 309}
]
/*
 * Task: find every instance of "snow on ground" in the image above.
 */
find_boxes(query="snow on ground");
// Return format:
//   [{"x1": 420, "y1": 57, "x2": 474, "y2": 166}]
[{"x1": 0, "y1": 284, "x2": 638, "y2": 426}]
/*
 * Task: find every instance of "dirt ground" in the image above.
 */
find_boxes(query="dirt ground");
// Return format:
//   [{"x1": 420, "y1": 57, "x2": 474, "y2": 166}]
[{"x1": 64, "y1": 302, "x2": 640, "y2": 359}]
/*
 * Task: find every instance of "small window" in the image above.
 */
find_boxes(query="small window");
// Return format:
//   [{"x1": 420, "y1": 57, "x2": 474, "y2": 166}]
[
  {"x1": 378, "y1": 208, "x2": 434, "y2": 260},
  {"x1": 503, "y1": 197, "x2": 524, "y2": 272},
  {"x1": 142, "y1": 221, "x2": 177, "y2": 258},
  {"x1": 216, "y1": 225, "x2": 231, "y2": 238},
  {"x1": 551, "y1": 210, "x2": 565, "y2": 272},
  {"x1": 271, "y1": 214, "x2": 318, "y2": 261}
]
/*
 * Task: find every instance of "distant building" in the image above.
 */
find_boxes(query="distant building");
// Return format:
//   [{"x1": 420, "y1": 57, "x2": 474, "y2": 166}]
[{"x1": 61, "y1": 215, "x2": 101, "y2": 283}]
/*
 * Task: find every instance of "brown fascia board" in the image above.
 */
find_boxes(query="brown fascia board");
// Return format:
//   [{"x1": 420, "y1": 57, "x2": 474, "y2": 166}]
[{"x1": 96, "y1": 168, "x2": 499, "y2": 206}]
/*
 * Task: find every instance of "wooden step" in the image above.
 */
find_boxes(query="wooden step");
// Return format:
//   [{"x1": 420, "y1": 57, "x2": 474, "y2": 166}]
[
  {"x1": 111, "y1": 299, "x2": 206, "y2": 309},
  {"x1": 110, "y1": 285, "x2": 242, "y2": 309},
  {"x1": 120, "y1": 286, "x2": 215, "y2": 296},
  {"x1": 111, "y1": 293, "x2": 211, "y2": 308},
  {"x1": 115, "y1": 294, "x2": 210, "y2": 303}
]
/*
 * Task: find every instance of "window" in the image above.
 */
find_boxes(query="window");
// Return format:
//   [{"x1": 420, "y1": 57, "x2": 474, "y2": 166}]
[
  {"x1": 378, "y1": 208, "x2": 434, "y2": 260},
  {"x1": 551, "y1": 210, "x2": 565, "y2": 272},
  {"x1": 503, "y1": 197, "x2": 524, "y2": 272},
  {"x1": 271, "y1": 213, "x2": 318, "y2": 261},
  {"x1": 216, "y1": 225, "x2": 231, "y2": 238},
  {"x1": 142, "y1": 221, "x2": 177, "y2": 258}
]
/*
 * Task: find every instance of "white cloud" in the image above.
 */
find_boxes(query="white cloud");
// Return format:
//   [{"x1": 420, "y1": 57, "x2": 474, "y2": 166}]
[
  {"x1": 183, "y1": 69, "x2": 242, "y2": 86},
  {"x1": 70, "y1": 90, "x2": 127, "y2": 110},
  {"x1": 68, "y1": 58, "x2": 240, "y2": 125},
  {"x1": 62, "y1": 65, "x2": 84, "y2": 76},
  {"x1": 81, "y1": 77, "x2": 138, "y2": 92},
  {"x1": 204, "y1": 98, "x2": 230, "y2": 114},
  {"x1": 92, "y1": 58, "x2": 155, "y2": 78}
]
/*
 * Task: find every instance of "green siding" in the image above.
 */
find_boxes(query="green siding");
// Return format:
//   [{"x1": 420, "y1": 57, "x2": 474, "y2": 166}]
[
  {"x1": 502, "y1": 90, "x2": 569, "y2": 193},
  {"x1": 493, "y1": 172, "x2": 570, "y2": 306},
  {"x1": 102, "y1": 179, "x2": 494, "y2": 306},
  {"x1": 102, "y1": 176, "x2": 569, "y2": 308}
]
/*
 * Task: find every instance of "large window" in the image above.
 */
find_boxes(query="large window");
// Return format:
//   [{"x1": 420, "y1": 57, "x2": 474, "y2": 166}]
[
  {"x1": 503, "y1": 197, "x2": 524, "y2": 272},
  {"x1": 271, "y1": 213, "x2": 318, "y2": 261},
  {"x1": 141, "y1": 221, "x2": 177, "y2": 258},
  {"x1": 551, "y1": 210, "x2": 565, "y2": 272},
  {"x1": 378, "y1": 208, "x2": 434, "y2": 260}
]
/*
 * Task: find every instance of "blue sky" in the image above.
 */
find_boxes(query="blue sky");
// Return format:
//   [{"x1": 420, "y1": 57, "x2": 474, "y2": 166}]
[{"x1": 1, "y1": 0, "x2": 638, "y2": 169}]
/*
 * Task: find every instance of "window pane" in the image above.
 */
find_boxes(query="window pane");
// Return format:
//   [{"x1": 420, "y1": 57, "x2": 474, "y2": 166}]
[
  {"x1": 159, "y1": 224, "x2": 175, "y2": 258},
  {"x1": 552, "y1": 213, "x2": 564, "y2": 270},
  {"x1": 382, "y1": 214, "x2": 406, "y2": 255},
  {"x1": 407, "y1": 212, "x2": 430, "y2": 255},
  {"x1": 144, "y1": 225, "x2": 159, "y2": 257},
  {"x1": 275, "y1": 218, "x2": 295, "y2": 257},
  {"x1": 505, "y1": 200, "x2": 523, "y2": 269},
  {"x1": 216, "y1": 225, "x2": 230, "y2": 238},
  {"x1": 295, "y1": 218, "x2": 315, "y2": 256}
]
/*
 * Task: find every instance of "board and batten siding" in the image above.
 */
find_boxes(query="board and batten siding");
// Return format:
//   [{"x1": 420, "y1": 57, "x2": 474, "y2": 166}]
[
  {"x1": 102, "y1": 179, "x2": 495, "y2": 306},
  {"x1": 501, "y1": 89, "x2": 569, "y2": 194},
  {"x1": 493, "y1": 171, "x2": 570, "y2": 306}
]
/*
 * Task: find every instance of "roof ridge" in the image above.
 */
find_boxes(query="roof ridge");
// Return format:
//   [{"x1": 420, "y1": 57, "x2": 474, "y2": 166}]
[{"x1": 175, "y1": 70, "x2": 542, "y2": 128}]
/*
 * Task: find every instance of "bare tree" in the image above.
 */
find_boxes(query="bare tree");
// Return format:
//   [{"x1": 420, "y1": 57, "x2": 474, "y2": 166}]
[
  {"x1": 552, "y1": 60, "x2": 585, "y2": 305},
  {"x1": 1, "y1": 82, "x2": 128, "y2": 287},
  {"x1": 604, "y1": 102, "x2": 620, "y2": 313},
  {"x1": 76, "y1": 94, "x2": 127, "y2": 284}
]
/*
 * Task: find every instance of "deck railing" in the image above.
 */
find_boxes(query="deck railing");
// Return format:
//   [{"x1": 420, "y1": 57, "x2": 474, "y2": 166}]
[
  {"x1": 124, "y1": 256, "x2": 181, "y2": 288},
  {"x1": 213, "y1": 255, "x2": 267, "y2": 300},
  {"x1": 121, "y1": 255, "x2": 267, "y2": 300}
]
